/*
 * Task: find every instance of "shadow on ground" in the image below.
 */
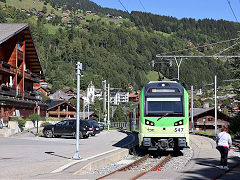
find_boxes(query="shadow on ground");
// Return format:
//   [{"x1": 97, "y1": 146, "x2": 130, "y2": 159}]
[{"x1": 179, "y1": 156, "x2": 240, "y2": 179}]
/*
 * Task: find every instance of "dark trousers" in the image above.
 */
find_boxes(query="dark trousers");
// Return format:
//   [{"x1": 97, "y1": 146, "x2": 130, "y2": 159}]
[{"x1": 217, "y1": 146, "x2": 229, "y2": 166}]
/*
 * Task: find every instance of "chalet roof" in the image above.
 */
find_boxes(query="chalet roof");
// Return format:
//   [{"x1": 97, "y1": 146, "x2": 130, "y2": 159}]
[
  {"x1": 35, "y1": 86, "x2": 51, "y2": 92},
  {"x1": 190, "y1": 107, "x2": 230, "y2": 120},
  {"x1": 0, "y1": 23, "x2": 28, "y2": 44},
  {"x1": 46, "y1": 99, "x2": 64, "y2": 109},
  {"x1": 192, "y1": 108, "x2": 214, "y2": 117},
  {"x1": 61, "y1": 88, "x2": 73, "y2": 93},
  {"x1": 0, "y1": 23, "x2": 44, "y2": 79},
  {"x1": 49, "y1": 90, "x2": 74, "y2": 101},
  {"x1": 46, "y1": 99, "x2": 76, "y2": 111}
]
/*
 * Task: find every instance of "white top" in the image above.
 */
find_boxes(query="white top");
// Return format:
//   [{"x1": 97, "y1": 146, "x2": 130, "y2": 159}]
[{"x1": 216, "y1": 131, "x2": 232, "y2": 148}]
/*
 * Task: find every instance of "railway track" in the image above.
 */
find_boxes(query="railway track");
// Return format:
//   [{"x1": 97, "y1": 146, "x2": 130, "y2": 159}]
[{"x1": 96, "y1": 154, "x2": 172, "y2": 180}]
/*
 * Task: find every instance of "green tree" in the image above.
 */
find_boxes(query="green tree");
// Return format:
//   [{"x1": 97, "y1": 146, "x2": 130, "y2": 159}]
[
  {"x1": 42, "y1": 6, "x2": 47, "y2": 13},
  {"x1": 112, "y1": 104, "x2": 126, "y2": 122}
]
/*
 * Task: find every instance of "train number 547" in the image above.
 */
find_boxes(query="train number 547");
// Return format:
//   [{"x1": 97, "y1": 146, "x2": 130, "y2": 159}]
[{"x1": 174, "y1": 128, "x2": 184, "y2": 132}]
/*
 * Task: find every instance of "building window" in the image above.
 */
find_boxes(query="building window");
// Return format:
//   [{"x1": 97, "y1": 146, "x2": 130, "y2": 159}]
[{"x1": 208, "y1": 118, "x2": 213, "y2": 121}]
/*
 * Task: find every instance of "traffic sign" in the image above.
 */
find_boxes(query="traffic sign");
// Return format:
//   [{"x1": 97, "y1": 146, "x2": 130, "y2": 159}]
[{"x1": 107, "y1": 120, "x2": 111, "y2": 125}]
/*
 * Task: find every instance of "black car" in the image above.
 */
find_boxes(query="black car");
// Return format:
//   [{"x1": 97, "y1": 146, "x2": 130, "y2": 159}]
[
  {"x1": 88, "y1": 120, "x2": 100, "y2": 136},
  {"x1": 98, "y1": 122, "x2": 105, "y2": 131},
  {"x1": 43, "y1": 119, "x2": 92, "y2": 138}
]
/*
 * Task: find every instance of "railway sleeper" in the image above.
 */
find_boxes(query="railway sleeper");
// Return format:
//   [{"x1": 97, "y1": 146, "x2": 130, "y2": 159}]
[{"x1": 142, "y1": 137, "x2": 188, "y2": 151}]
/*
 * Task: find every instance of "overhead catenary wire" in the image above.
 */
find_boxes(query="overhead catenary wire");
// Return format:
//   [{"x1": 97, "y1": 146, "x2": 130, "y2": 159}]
[
  {"x1": 226, "y1": 0, "x2": 239, "y2": 22},
  {"x1": 160, "y1": 37, "x2": 240, "y2": 55},
  {"x1": 214, "y1": 40, "x2": 240, "y2": 56}
]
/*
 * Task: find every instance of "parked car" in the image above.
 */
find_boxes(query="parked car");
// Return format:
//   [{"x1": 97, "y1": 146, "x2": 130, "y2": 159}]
[
  {"x1": 88, "y1": 119, "x2": 100, "y2": 136},
  {"x1": 98, "y1": 122, "x2": 105, "y2": 131},
  {"x1": 43, "y1": 119, "x2": 92, "y2": 138}
]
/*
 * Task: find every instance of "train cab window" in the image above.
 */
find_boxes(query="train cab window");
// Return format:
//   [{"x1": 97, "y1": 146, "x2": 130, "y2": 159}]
[{"x1": 145, "y1": 97, "x2": 184, "y2": 117}]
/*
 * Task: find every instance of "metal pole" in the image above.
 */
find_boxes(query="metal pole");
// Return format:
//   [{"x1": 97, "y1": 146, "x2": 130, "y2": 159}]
[
  {"x1": 191, "y1": 85, "x2": 194, "y2": 132},
  {"x1": 88, "y1": 103, "x2": 89, "y2": 119},
  {"x1": 83, "y1": 99, "x2": 85, "y2": 119},
  {"x1": 36, "y1": 104, "x2": 38, "y2": 134},
  {"x1": 215, "y1": 75, "x2": 217, "y2": 135},
  {"x1": 103, "y1": 80, "x2": 106, "y2": 125},
  {"x1": 73, "y1": 62, "x2": 81, "y2": 159},
  {"x1": 133, "y1": 108, "x2": 136, "y2": 131},
  {"x1": 174, "y1": 57, "x2": 183, "y2": 81},
  {"x1": 108, "y1": 84, "x2": 110, "y2": 131}
]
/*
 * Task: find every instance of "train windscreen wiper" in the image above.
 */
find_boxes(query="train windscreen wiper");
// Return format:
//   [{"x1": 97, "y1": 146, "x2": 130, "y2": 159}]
[
  {"x1": 157, "y1": 112, "x2": 170, "y2": 121},
  {"x1": 157, "y1": 112, "x2": 182, "y2": 121}
]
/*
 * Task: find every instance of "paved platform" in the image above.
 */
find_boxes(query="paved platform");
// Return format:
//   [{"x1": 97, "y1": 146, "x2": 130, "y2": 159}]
[
  {"x1": 0, "y1": 130, "x2": 137, "y2": 179},
  {"x1": 141, "y1": 134, "x2": 240, "y2": 179}
]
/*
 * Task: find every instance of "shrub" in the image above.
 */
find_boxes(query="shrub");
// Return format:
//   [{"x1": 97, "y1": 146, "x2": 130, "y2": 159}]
[
  {"x1": 229, "y1": 113, "x2": 240, "y2": 137},
  {"x1": 41, "y1": 122, "x2": 53, "y2": 127},
  {"x1": 28, "y1": 113, "x2": 46, "y2": 126},
  {"x1": 11, "y1": 117, "x2": 26, "y2": 127}
]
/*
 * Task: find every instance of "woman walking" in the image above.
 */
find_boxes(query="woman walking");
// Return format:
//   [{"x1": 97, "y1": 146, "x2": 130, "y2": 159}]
[{"x1": 216, "y1": 126, "x2": 232, "y2": 170}]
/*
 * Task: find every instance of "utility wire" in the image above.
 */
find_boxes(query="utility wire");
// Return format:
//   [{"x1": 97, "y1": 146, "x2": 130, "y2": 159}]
[
  {"x1": 226, "y1": 0, "x2": 239, "y2": 22},
  {"x1": 160, "y1": 37, "x2": 240, "y2": 55},
  {"x1": 138, "y1": 0, "x2": 147, "y2": 12},
  {"x1": 118, "y1": 0, "x2": 129, "y2": 13},
  {"x1": 214, "y1": 40, "x2": 240, "y2": 56}
]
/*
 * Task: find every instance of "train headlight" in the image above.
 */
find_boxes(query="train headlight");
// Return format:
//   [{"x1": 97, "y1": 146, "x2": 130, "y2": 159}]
[
  {"x1": 145, "y1": 119, "x2": 155, "y2": 126},
  {"x1": 174, "y1": 120, "x2": 183, "y2": 126}
]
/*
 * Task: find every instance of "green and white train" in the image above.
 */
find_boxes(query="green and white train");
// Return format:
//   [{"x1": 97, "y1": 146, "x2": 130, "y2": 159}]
[{"x1": 139, "y1": 81, "x2": 189, "y2": 151}]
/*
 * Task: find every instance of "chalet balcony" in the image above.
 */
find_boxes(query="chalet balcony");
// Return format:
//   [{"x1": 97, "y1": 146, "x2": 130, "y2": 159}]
[
  {"x1": 0, "y1": 61, "x2": 17, "y2": 74},
  {"x1": 47, "y1": 110, "x2": 76, "y2": 118},
  {"x1": 24, "y1": 70, "x2": 40, "y2": 82},
  {"x1": 0, "y1": 86, "x2": 41, "y2": 101},
  {"x1": 24, "y1": 90, "x2": 41, "y2": 101},
  {"x1": 0, "y1": 86, "x2": 16, "y2": 97}
]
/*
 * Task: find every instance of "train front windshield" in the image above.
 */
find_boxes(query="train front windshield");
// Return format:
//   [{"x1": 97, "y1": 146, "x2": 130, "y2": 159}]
[{"x1": 145, "y1": 97, "x2": 184, "y2": 117}]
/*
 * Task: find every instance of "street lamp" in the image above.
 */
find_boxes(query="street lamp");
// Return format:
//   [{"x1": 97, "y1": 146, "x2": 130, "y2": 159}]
[
  {"x1": 35, "y1": 93, "x2": 41, "y2": 135},
  {"x1": 203, "y1": 118, "x2": 206, "y2": 131},
  {"x1": 73, "y1": 62, "x2": 86, "y2": 160}
]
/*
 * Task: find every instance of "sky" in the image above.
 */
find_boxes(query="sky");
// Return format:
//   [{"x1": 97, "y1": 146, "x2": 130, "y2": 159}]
[{"x1": 91, "y1": 0, "x2": 240, "y2": 22}]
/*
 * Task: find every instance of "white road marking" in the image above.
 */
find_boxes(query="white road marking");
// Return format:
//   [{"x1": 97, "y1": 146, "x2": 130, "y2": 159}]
[
  {"x1": 51, "y1": 148, "x2": 121, "y2": 173},
  {"x1": 52, "y1": 131, "x2": 136, "y2": 173}
]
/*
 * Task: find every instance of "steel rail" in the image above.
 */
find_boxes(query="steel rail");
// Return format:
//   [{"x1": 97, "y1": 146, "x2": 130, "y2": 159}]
[
  {"x1": 156, "y1": 55, "x2": 240, "y2": 58},
  {"x1": 96, "y1": 154, "x2": 150, "y2": 180},
  {"x1": 131, "y1": 154, "x2": 172, "y2": 180}
]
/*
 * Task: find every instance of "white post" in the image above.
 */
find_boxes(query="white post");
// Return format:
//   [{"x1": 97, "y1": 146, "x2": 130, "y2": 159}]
[
  {"x1": 88, "y1": 103, "x2": 89, "y2": 119},
  {"x1": 73, "y1": 62, "x2": 82, "y2": 159},
  {"x1": 191, "y1": 85, "x2": 194, "y2": 132},
  {"x1": 83, "y1": 99, "x2": 85, "y2": 119},
  {"x1": 215, "y1": 75, "x2": 217, "y2": 135},
  {"x1": 108, "y1": 84, "x2": 110, "y2": 131},
  {"x1": 103, "y1": 80, "x2": 106, "y2": 125}
]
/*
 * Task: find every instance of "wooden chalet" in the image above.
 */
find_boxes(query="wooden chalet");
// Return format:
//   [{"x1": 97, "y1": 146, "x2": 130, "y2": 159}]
[
  {"x1": 46, "y1": 100, "x2": 76, "y2": 118},
  {"x1": 0, "y1": 23, "x2": 47, "y2": 121},
  {"x1": 35, "y1": 86, "x2": 51, "y2": 96},
  {"x1": 129, "y1": 91, "x2": 140, "y2": 102},
  {"x1": 190, "y1": 108, "x2": 230, "y2": 132}
]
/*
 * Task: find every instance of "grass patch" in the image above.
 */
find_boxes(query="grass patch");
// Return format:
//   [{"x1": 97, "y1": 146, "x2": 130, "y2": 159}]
[
  {"x1": 146, "y1": 71, "x2": 170, "y2": 82},
  {"x1": 146, "y1": 71, "x2": 158, "y2": 81},
  {"x1": 44, "y1": 23, "x2": 61, "y2": 34},
  {"x1": 2, "y1": 0, "x2": 56, "y2": 14},
  {"x1": 195, "y1": 131, "x2": 216, "y2": 136}
]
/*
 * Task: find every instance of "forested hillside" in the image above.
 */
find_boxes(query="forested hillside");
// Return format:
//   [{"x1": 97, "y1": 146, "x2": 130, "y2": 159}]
[{"x1": 0, "y1": 0, "x2": 239, "y2": 92}]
